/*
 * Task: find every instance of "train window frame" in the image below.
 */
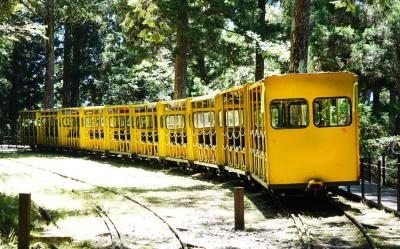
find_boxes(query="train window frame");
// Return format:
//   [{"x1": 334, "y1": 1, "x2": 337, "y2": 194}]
[
  {"x1": 137, "y1": 116, "x2": 147, "y2": 129},
  {"x1": 193, "y1": 111, "x2": 215, "y2": 128},
  {"x1": 313, "y1": 96, "x2": 352, "y2": 128},
  {"x1": 270, "y1": 98, "x2": 309, "y2": 129},
  {"x1": 166, "y1": 114, "x2": 185, "y2": 129},
  {"x1": 225, "y1": 109, "x2": 244, "y2": 128}
]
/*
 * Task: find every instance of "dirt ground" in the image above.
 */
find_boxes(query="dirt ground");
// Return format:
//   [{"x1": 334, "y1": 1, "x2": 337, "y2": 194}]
[{"x1": 0, "y1": 150, "x2": 298, "y2": 249}]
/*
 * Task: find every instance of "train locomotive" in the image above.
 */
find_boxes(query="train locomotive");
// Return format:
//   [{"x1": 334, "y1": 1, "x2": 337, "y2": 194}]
[{"x1": 19, "y1": 72, "x2": 360, "y2": 191}]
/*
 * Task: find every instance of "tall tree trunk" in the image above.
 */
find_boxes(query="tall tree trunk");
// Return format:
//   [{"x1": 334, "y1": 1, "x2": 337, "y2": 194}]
[
  {"x1": 288, "y1": 0, "x2": 310, "y2": 73},
  {"x1": 196, "y1": 55, "x2": 208, "y2": 85},
  {"x1": 389, "y1": 87, "x2": 397, "y2": 134},
  {"x1": 173, "y1": 0, "x2": 188, "y2": 100},
  {"x1": 62, "y1": 23, "x2": 72, "y2": 107},
  {"x1": 44, "y1": 0, "x2": 55, "y2": 108},
  {"x1": 70, "y1": 24, "x2": 82, "y2": 107},
  {"x1": 396, "y1": 89, "x2": 400, "y2": 135},
  {"x1": 372, "y1": 86, "x2": 381, "y2": 119},
  {"x1": 255, "y1": 0, "x2": 266, "y2": 81},
  {"x1": 9, "y1": 43, "x2": 23, "y2": 135}
]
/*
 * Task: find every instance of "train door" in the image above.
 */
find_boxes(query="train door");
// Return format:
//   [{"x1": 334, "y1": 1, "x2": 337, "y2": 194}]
[
  {"x1": 59, "y1": 108, "x2": 80, "y2": 148},
  {"x1": 191, "y1": 95, "x2": 220, "y2": 167},
  {"x1": 161, "y1": 99, "x2": 192, "y2": 162},
  {"x1": 248, "y1": 82, "x2": 268, "y2": 185},
  {"x1": 106, "y1": 105, "x2": 132, "y2": 154},
  {"x1": 81, "y1": 107, "x2": 106, "y2": 151},
  {"x1": 133, "y1": 103, "x2": 159, "y2": 158},
  {"x1": 220, "y1": 85, "x2": 250, "y2": 174}
]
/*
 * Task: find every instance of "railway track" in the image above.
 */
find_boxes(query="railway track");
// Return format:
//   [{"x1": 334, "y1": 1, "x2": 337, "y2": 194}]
[
  {"x1": 0, "y1": 158, "x2": 188, "y2": 249},
  {"x1": 0, "y1": 151, "x2": 383, "y2": 248},
  {"x1": 0, "y1": 160, "x2": 123, "y2": 248},
  {"x1": 272, "y1": 192, "x2": 376, "y2": 249}
]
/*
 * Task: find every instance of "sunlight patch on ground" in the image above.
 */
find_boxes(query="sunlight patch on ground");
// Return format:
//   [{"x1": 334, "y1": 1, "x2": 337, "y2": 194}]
[{"x1": 0, "y1": 152, "x2": 299, "y2": 248}]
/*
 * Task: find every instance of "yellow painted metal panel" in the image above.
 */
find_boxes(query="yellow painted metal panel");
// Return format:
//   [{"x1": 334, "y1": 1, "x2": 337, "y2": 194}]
[
  {"x1": 80, "y1": 106, "x2": 106, "y2": 151},
  {"x1": 59, "y1": 108, "x2": 81, "y2": 148},
  {"x1": 219, "y1": 83, "x2": 251, "y2": 173},
  {"x1": 133, "y1": 102, "x2": 159, "y2": 157},
  {"x1": 105, "y1": 105, "x2": 132, "y2": 154},
  {"x1": 247, "y1": 81, "x2": 268, "y2": 183},
  {"x1": 190, "y1": 95, "x2": 219, "y2": 166},
  {"x1": 160, "y1": 98, "x2": 191, "y2": 161},
  {"x1": 265, "y1": 72, "x2": 358, "y2": 187}
]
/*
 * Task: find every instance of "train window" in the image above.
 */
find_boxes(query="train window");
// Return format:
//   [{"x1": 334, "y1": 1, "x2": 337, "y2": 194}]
[
  {"x1": 289, "y1": 103, "x2": 308, "y2": 126},
  {"x1": 193, "y1": 112, "x2": 215, "y2": 128},
  {"x1": 270, "y1": 99, "x2": 308, "y2": 128},
  {"x1": 225, "y1": 110, "x2": 244, "y2": 127},
  {"x1": 63, "y1": 117, "x2": 70, "y2": 127},
  {"x1": 109, "y1": 117, "x2": 116, "y2": 128},
  {"x1": 120, "y1": 116, "x2": 125, "y2": 127},
  {"x1": 137, "y1": 116, "x2": 146, "y2": 129},
  {"x1": 166, "y1": 115, "x2": 185, "y2": 129},
  {"x1": 313, "y1": 97, "x2": 351, "y2": 127},
  {"x1": 72, "y1": 117, "x2": 78, "y2": 127},
  {"x1": 254, "y1": 109, "x2": 263, "y2": 127},
  {"x1": 147, "y1": 115, "x2": 153, "y2": 128}
]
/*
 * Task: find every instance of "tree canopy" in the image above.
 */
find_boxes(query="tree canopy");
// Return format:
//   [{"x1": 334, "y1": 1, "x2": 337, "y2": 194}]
[{"x1": 0, "y1": 0, "x2": 399, "y2": 148}]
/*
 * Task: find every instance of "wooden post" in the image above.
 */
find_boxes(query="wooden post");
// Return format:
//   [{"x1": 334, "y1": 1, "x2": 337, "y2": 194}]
[
  {"x1": 18, "y1": 193, "x2": 31, "y2": 249},
  {"x1": 234, "y1": 187, "x2": 244, "y2": 230},
  {"x1": 361, "y1": 158, "x2": 365, "y2": 199},
  {"x1": 382, "y1": 153, "x2": 386, "y2": 186},
  {"x1": 377, "y1": 160, "x2": 381, "y2": 209},
  {"x1": 368, "y1": 152, "x2": 372, "y2": 183},
  {"x1": 397, "y1": 156, "x2": 400, "y2": 212}
]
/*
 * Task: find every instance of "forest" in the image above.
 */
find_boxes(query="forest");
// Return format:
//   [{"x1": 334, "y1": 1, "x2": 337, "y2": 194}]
[{"x1": 0, "y1": 0, "x2": 399, "y2": 153}]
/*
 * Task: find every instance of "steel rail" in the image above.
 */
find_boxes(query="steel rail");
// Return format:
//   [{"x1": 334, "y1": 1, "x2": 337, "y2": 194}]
[{"x1": 4, "y1": 159, "x2": 188, "y2": 249}]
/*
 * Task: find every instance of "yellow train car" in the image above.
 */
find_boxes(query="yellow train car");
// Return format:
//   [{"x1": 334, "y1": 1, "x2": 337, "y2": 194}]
[
  {"x1": 80, "y1": 106, "x2": 106, "y2": 152},
  {"x1": 219, "y1": 84, "x2": 251, "y2": 175},
  {"x1": 132, "y1": 102, "x2": 159, "y2": 159},
  {"x1": 190, "y1": 94, "x2": 223, "y2": 168},
  {"x1": 247, "y1": 81, "x2": 268, "y2": 184},
  {"x1": 105, "y1": 105, "x2": 133, "y2": 155},
  {"x1": 18, "y1": 72, "x2": 359, "y2": 191},
  {"x1": 258, "y1": 72, "x2": 359, "y2": 189},
  {"x1": 59, "y1": 108, "x2": 81, "y2": 149},
  {"x1": 158, "y1": 99, "x2": 193, "y2": 163},
  {"x1": 37, "y1": 109, "x2": 59, "y2": 147}
]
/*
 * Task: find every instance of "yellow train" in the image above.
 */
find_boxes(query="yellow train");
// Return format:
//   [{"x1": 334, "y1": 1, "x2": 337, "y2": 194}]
[{"x1": 19, "y1": 72, "x2": 360, "y2": 190}]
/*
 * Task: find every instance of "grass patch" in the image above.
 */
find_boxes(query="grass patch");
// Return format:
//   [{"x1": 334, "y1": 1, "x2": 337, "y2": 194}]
[
  {"x1": 0, "y1": 193, "x2": 44, "y2": 246},
  {"x1": 0, "y1": 151, "x2": 64, "y2": 160}
]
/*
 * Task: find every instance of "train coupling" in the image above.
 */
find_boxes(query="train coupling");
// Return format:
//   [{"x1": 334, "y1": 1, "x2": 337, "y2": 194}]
[{"x1": 307, "y1": 179, "x2": 324, "y2": 191}]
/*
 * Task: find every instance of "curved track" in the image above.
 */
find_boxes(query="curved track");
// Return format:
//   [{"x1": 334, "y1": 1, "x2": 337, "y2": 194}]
[
  {"x1": 271, "y1": 192, "x2": 376, "y2": 249},
  {"x1": 1, "y1": 158, "x2": 187, "y2": 249},
  {"x1": 0, "y1": 160, "x2": 123, "y2": 248}
]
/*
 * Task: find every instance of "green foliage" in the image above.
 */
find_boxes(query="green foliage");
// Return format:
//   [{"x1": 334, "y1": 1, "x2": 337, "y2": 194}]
[
  {"x1": 0, "y1": 193, "x2": 45, "y2": 246},
  {"x1": 121, "y1": 0, "x2": 172, "y2": 45},
  {"x1": 0, "y1": 0, "x2": 399, "y2": 148},
  {"x1": 0, "y1": 0, "x2": 18, "y2": 20}
]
